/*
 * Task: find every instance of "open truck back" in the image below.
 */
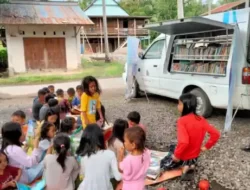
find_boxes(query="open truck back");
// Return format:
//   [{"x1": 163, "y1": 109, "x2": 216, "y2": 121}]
[{"x1": 124, "y1": 8, "x2": 250, "y2": 117}]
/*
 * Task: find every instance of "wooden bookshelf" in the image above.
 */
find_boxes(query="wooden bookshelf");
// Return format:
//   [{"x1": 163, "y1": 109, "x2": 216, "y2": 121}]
[{"x1": 170, "y1": 34, "x2": 232, "y2": 76}]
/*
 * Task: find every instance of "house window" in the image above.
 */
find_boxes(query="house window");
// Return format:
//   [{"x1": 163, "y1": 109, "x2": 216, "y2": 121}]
[{"x1": 123, "y1": 20, "x2": 128, "y2": 28}]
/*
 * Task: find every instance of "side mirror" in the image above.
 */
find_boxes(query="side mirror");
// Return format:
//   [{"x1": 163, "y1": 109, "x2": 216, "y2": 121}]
[{"x1": 138, "y1": 52, "x2": 144, "y2": 59}]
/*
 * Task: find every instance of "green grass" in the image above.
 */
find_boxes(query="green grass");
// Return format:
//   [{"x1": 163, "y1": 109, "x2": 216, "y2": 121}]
[{"x1": 0, "y1": 59, "x2": 124, "y2": 86}]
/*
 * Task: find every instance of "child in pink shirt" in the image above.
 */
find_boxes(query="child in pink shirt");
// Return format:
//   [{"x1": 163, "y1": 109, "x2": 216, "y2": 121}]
[
  {"x1": 118, "y1": 127, "x2": 150, "y2": 190},
  {"x1": 127, "y1": 111, "x2": 146, "y2": 131}
]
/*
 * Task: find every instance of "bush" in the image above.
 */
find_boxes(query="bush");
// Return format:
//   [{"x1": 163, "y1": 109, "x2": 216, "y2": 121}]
[{"x1": 0, "y1": 48, "x2": 7, "y2": 69}]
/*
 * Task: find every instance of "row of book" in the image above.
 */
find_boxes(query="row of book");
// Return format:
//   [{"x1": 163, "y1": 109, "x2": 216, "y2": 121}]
[
  {"x1": 171, "y1": 61, "x2": 226, "y2": 75},
  {"x1": 174, "y1": 43, "x2": 231, "y2": 60}
]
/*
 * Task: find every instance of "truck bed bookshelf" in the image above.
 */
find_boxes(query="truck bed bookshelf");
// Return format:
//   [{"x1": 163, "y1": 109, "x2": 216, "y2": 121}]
[{"x1": 170, "y1": 29, "x2": 234, "y2": 76}]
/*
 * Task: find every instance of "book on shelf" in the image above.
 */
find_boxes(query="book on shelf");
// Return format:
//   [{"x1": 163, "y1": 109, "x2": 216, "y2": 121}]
[
  {"x1": 174, "y1": 43, "x2": 231, "y2": 60},
  {"x1": 146, "y1": 150, "x2": 169, "y2": 179},
  {"x1": 172, "y1": 61, "x2": 226, "y2": 75}
]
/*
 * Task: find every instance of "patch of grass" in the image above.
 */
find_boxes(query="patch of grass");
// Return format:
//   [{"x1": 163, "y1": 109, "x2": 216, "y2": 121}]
[{"x1": 0, "y1": 59, "x2": 124, "y2": 86}]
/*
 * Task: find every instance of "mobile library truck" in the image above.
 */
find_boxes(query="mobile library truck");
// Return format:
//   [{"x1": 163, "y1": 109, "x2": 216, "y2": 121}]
[{"x1": 123, "y1": 8, "x2": 250, "y2": 118}]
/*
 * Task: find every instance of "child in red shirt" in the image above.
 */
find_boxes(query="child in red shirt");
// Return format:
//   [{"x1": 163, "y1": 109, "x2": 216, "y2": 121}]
[
  {"x1": 0, "y1": 151, "x2": 21, "y2": 189},
  {"x1": 172, "y1": 93, "x2": 220, "y2": 180}
]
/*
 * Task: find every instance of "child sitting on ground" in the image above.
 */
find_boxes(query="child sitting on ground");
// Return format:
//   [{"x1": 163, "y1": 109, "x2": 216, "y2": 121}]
[
  {"x1": 72, "y1": 85, "x2": 83, "y2": 108},
  {"x1": 39, "y1": 94, "x2": 55, "y2": 121},
  {"x1": 1, "y1": 122, "x2": 43, "y2": 184},
  {"x1": 0, "y1": 151, "x2": 22, "y2": 189},
  {"x1": 127, "y1": 111, "x2": 146, "y2": 131},
  {"x1": 67, "y1": 88, "x2": 76, "y2": 107},
  {"x1": 118, "y1": 127, "x2": 150, "y2": 190},
  {"x1": 11, "y1": 110, "x2": 28, "y2": 137},
  {"x1": 172, "y1": 93, "x2": 220, "y2": 181},
  {"x1": 60, "y1": 117, "x2": 77, "y2": 134},
  {"x1": 59, "y1": 117, "x2": 79, "y2": 156},
  {"x1": 44, "y1": 133, "x2": 79, "y2": 190},
  {"x1": 38, "y1": 122, "x2": 56, "y2": 162},
  {"x1": 48, "y1": 85, "x2": 56, "y2": 98},
  {"x1": 76, "y1": 124, "x2": 121, "y2": 190},
  {"x1": 32, "y1": 89, "x2": 47, "y2": 121},
  {"x1": 56, "y1": 89, "x2": 70, "y2": 120},
  {"x1": 108, "y1": 119, "x2": 128, "y2": 158}
]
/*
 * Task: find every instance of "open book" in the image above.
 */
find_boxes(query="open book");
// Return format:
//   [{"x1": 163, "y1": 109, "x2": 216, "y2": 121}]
[{"x1": 147, "y1": 150, "x2": 169, "y2": 179}]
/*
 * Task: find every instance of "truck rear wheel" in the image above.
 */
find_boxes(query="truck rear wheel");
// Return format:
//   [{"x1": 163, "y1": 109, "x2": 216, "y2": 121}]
[{"x1": 190, "y1": 88, "x2": 213, "y2": 118}]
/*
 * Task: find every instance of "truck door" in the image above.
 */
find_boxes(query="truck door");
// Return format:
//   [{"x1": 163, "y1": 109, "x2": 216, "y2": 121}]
[{"x1": 137, "y1": 39, "x2": 165, "y2": 93}]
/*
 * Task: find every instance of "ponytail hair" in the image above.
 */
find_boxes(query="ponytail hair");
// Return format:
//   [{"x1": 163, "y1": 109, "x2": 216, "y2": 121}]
[{"x1": 53, "y1": 133, "x2": 70, "y2": 171}]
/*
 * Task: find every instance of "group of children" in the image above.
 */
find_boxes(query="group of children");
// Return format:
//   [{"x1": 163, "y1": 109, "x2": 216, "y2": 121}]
[{"x1": 0, "y1": 75, "x2": 221, "y2": 190}]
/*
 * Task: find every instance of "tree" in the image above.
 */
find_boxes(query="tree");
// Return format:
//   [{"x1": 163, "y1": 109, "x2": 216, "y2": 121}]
[
  {"x1": 79, "y1": 0, "x2": 92, "y2": 10},
  {"x1": 0, "y1": 0, "x2": 8, "y2": 3}
]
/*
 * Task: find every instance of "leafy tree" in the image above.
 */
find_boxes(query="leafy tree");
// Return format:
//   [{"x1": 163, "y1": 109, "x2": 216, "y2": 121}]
[
  {"x1": 0, "y1": 0, "x2": 8, "y2": 3},
  {"x1": 79, "y1": 0, "x2": 92, "y2": 10}
]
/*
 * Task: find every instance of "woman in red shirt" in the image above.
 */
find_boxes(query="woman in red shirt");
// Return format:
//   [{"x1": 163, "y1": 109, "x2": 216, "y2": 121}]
[{"x1": 172, "y1": 93, "x2": 220, "y2": 180}]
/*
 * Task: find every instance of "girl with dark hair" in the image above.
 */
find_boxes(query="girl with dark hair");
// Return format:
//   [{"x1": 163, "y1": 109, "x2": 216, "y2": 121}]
[
  {"x1": 60, "y1": 117, "x2": 77, "y2": 134},
  {"x1": 44, "y1": 108, "x2": 60, "y2": 130},
  {"x1": 172, "y1": 93, "x2": 220, "y2": 181},
  {"x1": 38, "y1": 122, "x2": 56, "y2": 162},
  {"x1": 118, "y1": 127, "x2": 150, "y2": 190},
  {"x1": 44, "y1": 133, "x2": 79, "y2": 190},
  {"x1": 77, "y1": 124, "x2": 121, "y2": 190},
  {"x1": 80, "y1": 76, "x2": 104, "y2": 128},
  {"x1": 1, "y1": 122, "x2": 43, "y2": 184},
  {"x1": 108, "y1": 119, "x2": 128, "y2": 157},
  {"x1": 0, "y1": 150, "x2": 22, "y2": 189}
]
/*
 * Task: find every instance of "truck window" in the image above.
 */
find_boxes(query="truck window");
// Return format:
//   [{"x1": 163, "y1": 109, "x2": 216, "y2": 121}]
[{"x1": 144, "y1": 40, "x2": 165, "y2": 59}]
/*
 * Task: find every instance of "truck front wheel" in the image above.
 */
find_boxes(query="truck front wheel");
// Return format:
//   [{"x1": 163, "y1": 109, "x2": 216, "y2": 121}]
[{"x1": 190, "y1": 88, "x2": 213, "y2": 118}]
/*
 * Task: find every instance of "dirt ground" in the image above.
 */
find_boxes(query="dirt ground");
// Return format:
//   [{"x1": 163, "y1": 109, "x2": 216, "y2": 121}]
[{"x1": 1, "y1": 89, "x2": 250, "y2": 190}]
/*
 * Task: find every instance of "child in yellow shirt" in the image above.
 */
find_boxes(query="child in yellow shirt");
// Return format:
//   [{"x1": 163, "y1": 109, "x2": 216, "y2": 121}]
[{"x1": 81, "y1": 76, "x2": 104, "y2": 128}]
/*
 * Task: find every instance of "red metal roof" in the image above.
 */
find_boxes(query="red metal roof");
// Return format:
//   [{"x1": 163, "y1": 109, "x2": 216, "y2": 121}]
[
  {"x1": 0, "y1": 2, "x2": 93, "y2": 25},
  {"x1": 202, "y1": 0, "x2": 245, "y2": 15}
]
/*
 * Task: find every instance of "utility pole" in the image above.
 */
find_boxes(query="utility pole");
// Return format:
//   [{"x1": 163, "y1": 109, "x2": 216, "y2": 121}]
[
  {"x1": 208, "y1": 0, "x2": 212, "y2": 15},
  {"x1": 177, "y1": 0, "x2": 184, "y2": 19},
  {"x1": 246, "y1": 0, "x2": 249, "y2": 8},
  {"x1": 102, "y1": 0, "x2": 111, "y2": 62}
]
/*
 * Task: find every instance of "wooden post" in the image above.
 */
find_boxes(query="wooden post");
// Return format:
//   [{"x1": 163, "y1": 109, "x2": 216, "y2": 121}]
[
  {"x1": 102, "y1": 0, "x2": 111, "y2": 62},
  {"x1": 134, "y1": 19, "x2": 136, "y2": 36},
  {"x1": 100, "y1": 18, "x2": 103, "y2": 53},
  {"x1": 117, "y1": 18, "x2": 120, "y2": 48}
]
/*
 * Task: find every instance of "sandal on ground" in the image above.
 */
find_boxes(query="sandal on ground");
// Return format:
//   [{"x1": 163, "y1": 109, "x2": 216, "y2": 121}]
[{"x1": 180, "y1": 169, "x2": 195, "y2": 181}]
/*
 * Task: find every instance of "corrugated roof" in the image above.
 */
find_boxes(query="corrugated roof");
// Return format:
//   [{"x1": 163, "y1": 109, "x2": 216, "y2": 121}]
[
  {"x1": 85, "y1": 0, "x2": 129, "y2": 17},
  {"x1": 202, "y1": 0, "x2": 245, "y2": 16},
  {"x1": 0, "y1": 2, "x2": 94, "y2": 25}
]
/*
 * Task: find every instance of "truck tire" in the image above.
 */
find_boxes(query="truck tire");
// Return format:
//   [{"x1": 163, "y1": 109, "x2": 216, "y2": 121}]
[{"x1": 190, "y1": 88, "x2": 213, "y2": 118}]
